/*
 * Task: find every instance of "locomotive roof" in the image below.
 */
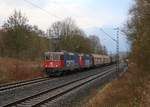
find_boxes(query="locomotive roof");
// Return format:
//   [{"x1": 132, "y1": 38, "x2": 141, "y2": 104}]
[
  {"x1": 45, "y1": 52, "x2": 65, "y2": 55},
  {"x1": 44, "y1": 52, "x2": 110, "y2": 58},
  {"x1": 45, "y1": 52, "x2": 75, "y2": 55},
  {"x1": 91, "y1": 54, "x2": 109, "y2": 58}
]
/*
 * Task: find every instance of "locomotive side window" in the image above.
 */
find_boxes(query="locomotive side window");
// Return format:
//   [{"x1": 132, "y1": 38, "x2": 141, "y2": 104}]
[
  {"x1": 67, "y1": 54, "x2": 73, "y2": 60},
  {"x1": 60, "y1": 55, "x2": 64, "y2": 60},
  {"x1": 71, "y1": 55, "x2": 74, "y2": 60},
  {"x1": 50, "y1": 54, "x2": 53, "y2": 60},
  {"x1": 45, "y1": 55, "x2": 49, "y2": 60}
]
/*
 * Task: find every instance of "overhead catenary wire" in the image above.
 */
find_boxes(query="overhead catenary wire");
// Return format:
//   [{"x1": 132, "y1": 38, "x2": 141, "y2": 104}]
[
  {"x1": 23, "y1": 0, "x2": 62, "y2": 20},
  {"x1": 100, "y1": 28, "x2": 117, "y2": 43}
]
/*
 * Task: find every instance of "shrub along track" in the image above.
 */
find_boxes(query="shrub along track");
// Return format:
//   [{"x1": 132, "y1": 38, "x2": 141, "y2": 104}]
[{"x1": 0, "y1": 64, "x2": 120, "y2": 107}]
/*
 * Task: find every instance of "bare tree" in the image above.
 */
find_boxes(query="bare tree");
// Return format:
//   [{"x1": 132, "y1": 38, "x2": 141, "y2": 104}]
[{"x1": 47, "y1": 18, "x2": 92, "y2": 53}]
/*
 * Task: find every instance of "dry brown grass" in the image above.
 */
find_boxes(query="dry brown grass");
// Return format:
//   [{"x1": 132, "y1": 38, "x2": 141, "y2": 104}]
[
  {"x1": 84, "y1": 63, "x2": 150, "y2": 107},
  {"x1": 0, "y1": 57, "x2": 44, "y2": 84}
]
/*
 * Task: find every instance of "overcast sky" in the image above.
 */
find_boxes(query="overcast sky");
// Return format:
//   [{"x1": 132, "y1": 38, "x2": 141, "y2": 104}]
[{"x1": 0, "y1": 0, "x2": 133, "y2": 53}]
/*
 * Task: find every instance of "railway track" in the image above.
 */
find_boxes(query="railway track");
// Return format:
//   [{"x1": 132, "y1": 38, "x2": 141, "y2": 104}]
[
  {"x1": 0, "y1": 77, "x2": 49, "y2": 92},
  {"x1": 0, "y1": 65, "x2": 114, "y2": 92},
  {"x1": 2, "y1": 66, "x2": 116, "y2": 107}
]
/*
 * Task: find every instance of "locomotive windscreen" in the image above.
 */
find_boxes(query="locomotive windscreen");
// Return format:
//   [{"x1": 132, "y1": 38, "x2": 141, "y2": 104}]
[{"x1": 45, "y1": 53, "x2": 64, "y2": 60}]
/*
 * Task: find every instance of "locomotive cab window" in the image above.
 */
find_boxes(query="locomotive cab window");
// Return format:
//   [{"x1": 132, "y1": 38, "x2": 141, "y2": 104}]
[
  {"x1": 45, "y1": 54, "x2": 50, "y2": 60},
  {"x1": 45, "y1": 53, "x2": 62, "y2": 60},
  {"x1": 53, "y1": 54, "x2": 60, "y2": 60}
]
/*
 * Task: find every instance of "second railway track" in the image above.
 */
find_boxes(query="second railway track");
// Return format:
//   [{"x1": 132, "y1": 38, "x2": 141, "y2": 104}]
[{"x1": 2, "y1": 65, "x2": 116, "y2": 107}]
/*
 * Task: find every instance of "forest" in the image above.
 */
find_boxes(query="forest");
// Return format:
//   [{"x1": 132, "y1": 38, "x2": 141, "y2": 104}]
[
  {"x1": 0, "y1": 11, "x2": 107, "y2": 61},
  {"x1": 125, "y1": 0, "x2": 150, "y2": 71}
]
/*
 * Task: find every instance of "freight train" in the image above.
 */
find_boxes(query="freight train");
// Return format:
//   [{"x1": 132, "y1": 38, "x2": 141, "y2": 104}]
[{"x1": 43, "y1": 51, "x2": 115, "y2": 76}]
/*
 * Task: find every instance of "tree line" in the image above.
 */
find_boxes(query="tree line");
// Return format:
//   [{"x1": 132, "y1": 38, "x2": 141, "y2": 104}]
[
  {"x1": 125, "y1": 0, "x2": 150, "y2": 71},
  {"x1": 0, "y1": 10, "x2": 107, "y2": 60}
]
